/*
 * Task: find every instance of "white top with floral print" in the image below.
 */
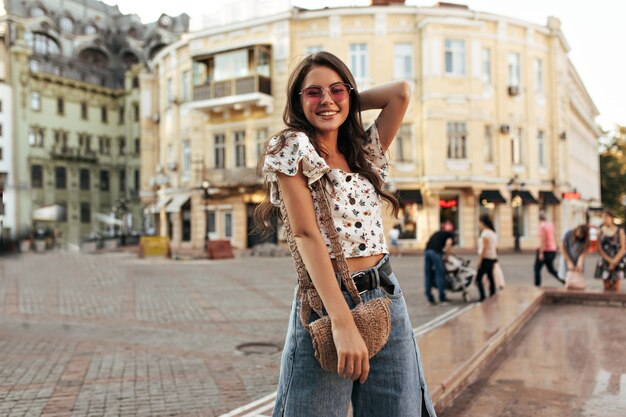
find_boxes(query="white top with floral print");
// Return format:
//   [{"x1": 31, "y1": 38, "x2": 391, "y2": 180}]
[{"x1": 263, "y1": 122, "x2": 388, "y2": 259}]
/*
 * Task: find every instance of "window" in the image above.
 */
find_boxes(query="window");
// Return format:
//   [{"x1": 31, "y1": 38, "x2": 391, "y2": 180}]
[
  {"x1": 182, "y1": 139, "x2": 191, "y2": 176},
  {"x1": 0, "y1": 124, "x2": 3, "y2": 137},
  {"x1": 30, "y1": 7, "x2": 45, "y2": 17},
  {"x1": 118, "y1": 137, "x2": 126, "y2": 155},
  {"x1": 118, "y1": 106, "x2": 125, "y2": 124},
  {"x1": 234, "y1": 131, "x2": 246, "y2": 167},
  {"x1": 257, "y1": 49, "x2": 271, "y2": 77},
  {"x1": 119, "y1": 169, "x2": 126, "y2": 192},
  {"x1": 192, "y1": 61, "x2": 205, "y2": 85},
  {"x1": 447, "y1": 122, "x2": 467, "y2": 159},
  {"x1": 132, "y1": 76, "x2": 139, "y2": 89},
  {"x1": 133, "y1": 103, "x2": 139, "y2": 121},
  {"x1": 445, "y1": 39, "x2": 466, "y2": 76},
  {"x1": 31, "y1": 165, "x2": 43, "y2": 188},
  {"x1": 512, "y1": 199, "x2": 526, "y2": 238},
  {"x1": 81, "y1": 102, "x2": 88, "y2": 120},
  {"x1": 395, "y1": 124, "x2": 413, "y2": 162},
  {"x1": 59, "y1": 16, "x2": 74, "y2": 33},
  {"x1": 537, "y1": 130, "x2": 545, "y2": 167},
  {"x1": 306, "y1": 45, "x2": 323, "y2": 55},
  {"x1": 508, "y1": 52, "x2": 521, "y2": 87},
  {"x1": 207, "y1": 211, "x2": 216, "y2": 235},
  {"x1": 100, "y1": 170, "x2": 109, "y2": 191},
  {"x1": 80, "y1": 169, "x2": 90, "y2": 190},
  {"x1": 134, "y1": 138, "x2": 140, "y2": 155},
  {"x1": 55, "y1": 166, "x2": 67, "y2": 189},
  {"x1": 31, "y1": 92, "x2": 41, "y2": 111},
  {"x1": 30, "y1": 59, "x2": 40, "y2": 73},
  {"x1": 79, "y1": 134, "x2": 92, "y2": 151},
  {"x1": 349, "y1": 44, "x2": 368, "y2": 85},
  {"x1": 485, "y1": 125, "x2": 494, "y2": 162},
  {"x1": 0, "y1": 99, "x2": 2, "y2": 112},
  {"x1": 224, "y1": 212, "x2": 233, "y2": 238},
  {"x1": 99, "y1": 136, "x2": 111, "y2": 155},
  {"x1": 214, "y1": 50, "x2": 248, "y2": 81},
  {"x1": 255, "y1": 128, "x2": 269, "y2": 162},
  {"x1": 534, "y1": 59, "x2": 544, "y2": 92},
  {"x1": 25, "y1": 33, "x2": 60, "y2": 55},
  {"x1": 133, "y1": 170, "x2": 140, "y2": 194},
  {"x1": 29, "y1": 127, "x2": 44, "y2": 147},
  {"x1": 57, "y1": 97, "x2": 64, "y2": 115},
  {"x1": 393, "y1": 44, "x2": 413, "y2": 80},
  {"x1": 80, "y1": 202, "x2": 90, "y2": 223},
  {"x1": 482, "y1": 48, "x2": 491, "y2": 83},
  {"x1": 181, "y1": 71, "x2": 190, "y2": 102},
  {"x1": 167, "y1": 143, "x2": 174, "y2": 167},
  {"x1": 85, "y1": 23, "x2": 98, "y2": 35},
  {"x1": 214, "y1": 134, "x2": 225, "y2": 168},
  {"x1": 0, "y1": 148, "x2": 3, "y2": 160},
  {"x1": 511, "y1": 127, "x2": 523, "y2": 164},
  {"x1": 101, "y1": 106, "x2": 108, "y2": 123}
]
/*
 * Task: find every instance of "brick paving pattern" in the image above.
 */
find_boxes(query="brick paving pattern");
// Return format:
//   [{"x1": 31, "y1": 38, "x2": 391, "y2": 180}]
[{"x1": 0, "y1": 250, "x2": 600, "y2": 416}]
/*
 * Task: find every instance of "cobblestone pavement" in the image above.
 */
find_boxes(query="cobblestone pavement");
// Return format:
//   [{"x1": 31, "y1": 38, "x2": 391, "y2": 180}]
[{"x1": 0, "y1": 250, "x2": 602, "y2": 416}]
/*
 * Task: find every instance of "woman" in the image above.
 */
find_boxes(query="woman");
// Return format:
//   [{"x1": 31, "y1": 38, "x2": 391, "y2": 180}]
[
  {"x1": 559, "y1": 224, "x2": 589, "y2": 289},
  {"x1": 475, "y1": 214, "x2": 498, "y2": 302},
  {"x1": 596, "y1": 210, "x2": 626, "y2": 291},
  {"x1": 257, "y1": 52, "x2": 436, "y2": 416}
]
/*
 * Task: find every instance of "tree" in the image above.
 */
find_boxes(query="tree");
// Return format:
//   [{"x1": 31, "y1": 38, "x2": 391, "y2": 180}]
[{"x1": 600, "y1": 126, "x2": 626, "y2": 220}]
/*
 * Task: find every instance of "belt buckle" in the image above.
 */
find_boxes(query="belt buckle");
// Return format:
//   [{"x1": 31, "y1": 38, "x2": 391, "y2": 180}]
[{"x1": 351, "y1": 271, "x2": 369, "y2": 295}]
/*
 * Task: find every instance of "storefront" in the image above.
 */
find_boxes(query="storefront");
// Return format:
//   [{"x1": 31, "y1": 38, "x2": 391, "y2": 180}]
[{"x1": 396, "y1": 190, "x2": 422, "y2": 241}]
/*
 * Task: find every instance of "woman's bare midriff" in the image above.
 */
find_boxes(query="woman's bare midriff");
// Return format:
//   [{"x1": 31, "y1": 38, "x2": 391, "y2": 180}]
[{"x1": 332, "y1": 253, "x2": 386, "y2": 275}]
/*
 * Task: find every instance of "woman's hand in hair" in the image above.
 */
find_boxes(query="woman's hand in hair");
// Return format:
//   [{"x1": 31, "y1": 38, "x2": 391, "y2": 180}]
[{"x1": 331, "y1": 316, "x2": 370, "y2": 383}]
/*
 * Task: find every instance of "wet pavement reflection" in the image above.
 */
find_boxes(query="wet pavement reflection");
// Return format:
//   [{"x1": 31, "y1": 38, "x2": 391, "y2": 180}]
[{"x1": 440, "y1": 304, "x2": 626, "y2": 416}]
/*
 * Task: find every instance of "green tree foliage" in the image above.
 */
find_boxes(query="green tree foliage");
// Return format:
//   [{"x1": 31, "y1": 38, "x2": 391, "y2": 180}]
[{"x1": 600, "y1": 126, "x2": 626, "y2": 220}]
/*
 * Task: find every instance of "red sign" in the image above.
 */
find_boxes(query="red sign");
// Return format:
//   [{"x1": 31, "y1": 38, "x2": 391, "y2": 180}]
[
  {"x1": 562, "y1": 192, "x2": 581, "y2": 200},
  {"x1": 439, "y1": 199, "x2": 458, "y2": 209}
]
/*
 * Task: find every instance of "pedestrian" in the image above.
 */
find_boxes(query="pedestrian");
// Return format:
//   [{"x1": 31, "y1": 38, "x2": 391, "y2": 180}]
[
  {"x1": 595, "y1": 210, "x2": 626, "y2": 291},
  {"x1": 424, "y1": 229, "x2": 454, "y2": 306},
  {"x1": 389, "y1": 223, "x2": 401, "y2": 257},
  {"x1": 534, "y1": 211, "x2": 564, "y2": 286},
  {"x1": 257, "y1": 51, "x2": 436, "y2": 417},
  {"x1": 559, "y1": 224, "x2": 589, "y2": 290},
  {"x1": 476, "y1": 214, "x2": 498, "y2": 302}
]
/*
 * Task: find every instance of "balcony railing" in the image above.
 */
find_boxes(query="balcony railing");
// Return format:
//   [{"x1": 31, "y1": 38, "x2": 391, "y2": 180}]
[
  {"x1": 193, "y1": 74, "x2": 271, "y2": 102},
  {"x1": 50, "y1": 146, "x2": 98, "y2": 163}
]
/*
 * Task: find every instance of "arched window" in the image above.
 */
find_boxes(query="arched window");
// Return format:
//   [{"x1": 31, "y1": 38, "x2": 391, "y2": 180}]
[
  {"x1": 30, "y1": 7, "x2": 45, "y2": 18},
  {"x1": 26, "y1": 32, "x2": 61, "y2": 55},
  {"x1": 85, "y1": 23, "x2": 98, "y2": 35},
  {"x1": 78, "y1": 48, "x2": 109, "y2": 67},
  {"x1": 59, "y1": 16, "x2": 74, "y2": 33},
  {"x1": 121, "y1": 51, "x2": 139, "y2": 68}
]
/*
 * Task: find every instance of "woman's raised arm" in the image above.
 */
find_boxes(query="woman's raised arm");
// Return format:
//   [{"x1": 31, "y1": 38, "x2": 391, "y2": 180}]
[{"x1": 359, "y1": 80, "x2": 411, "y2": 152}]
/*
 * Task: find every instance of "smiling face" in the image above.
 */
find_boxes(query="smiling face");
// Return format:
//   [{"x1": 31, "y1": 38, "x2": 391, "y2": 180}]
[{"x1": 299, "y1": 65, "x2": 351, "y2": 136}]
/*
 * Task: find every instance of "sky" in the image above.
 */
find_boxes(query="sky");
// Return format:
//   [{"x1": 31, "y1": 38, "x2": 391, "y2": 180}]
[{"x1": 106, "y1": 0, "x2": 625, "y2": 131}]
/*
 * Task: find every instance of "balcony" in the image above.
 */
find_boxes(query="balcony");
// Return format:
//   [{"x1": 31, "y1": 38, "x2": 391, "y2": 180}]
[
  {"x1": 50, "y1": 146, "x2": 98, "y2": 163},
  {"x1": 189, "y1": 74, "x2": 272, "y2": 112}
]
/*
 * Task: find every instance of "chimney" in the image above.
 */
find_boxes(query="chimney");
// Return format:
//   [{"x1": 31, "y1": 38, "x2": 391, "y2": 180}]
[{"x1": 371, "y1": 0, "x2": 406, "y2": 5}]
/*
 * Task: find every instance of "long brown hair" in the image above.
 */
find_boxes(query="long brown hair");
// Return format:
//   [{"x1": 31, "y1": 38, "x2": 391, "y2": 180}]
[{"x1": 254, "y1": 51, "x2": 399, "y2": 235}]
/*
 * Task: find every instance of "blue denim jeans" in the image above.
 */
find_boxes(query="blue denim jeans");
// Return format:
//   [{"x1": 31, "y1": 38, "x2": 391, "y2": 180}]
[
  {"x1": 272, "y1": 256, "x2": 437, "y2": 417},
  {"x1": 424, "y1": 249, "x2": 447, "y2": 303}
]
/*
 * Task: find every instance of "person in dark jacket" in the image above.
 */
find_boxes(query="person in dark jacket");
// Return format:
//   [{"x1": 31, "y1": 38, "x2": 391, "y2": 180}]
[{"x1": 424, "y1": 229, "x2": 454, "y2": 305}]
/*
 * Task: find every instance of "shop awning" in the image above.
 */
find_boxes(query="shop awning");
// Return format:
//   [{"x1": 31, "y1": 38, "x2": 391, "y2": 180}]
[
  {"x1": 95, "y1": 213, "x2": 123, "y2": 226},
  {"x1": 511, "y1": 190, "x2": 539, "y2": 205},
  {"x1": 32, "y1": 204, "x2": 66, "y2": 221},
  {"x1": 148, "y1": 196, "x2": 172, "y2": 214},
  {"x1": 165, "y1": 194, "x2": 190, "y2": 213},
  {"x1": 539, "y1": 191, "x2": 560, "y2": 205},
  {"x1": 397, "y1": 189, "x2": 423, "y2": 205},
  {"x1": 479, "y1": 190, "x2": 507, "y2": 204}
]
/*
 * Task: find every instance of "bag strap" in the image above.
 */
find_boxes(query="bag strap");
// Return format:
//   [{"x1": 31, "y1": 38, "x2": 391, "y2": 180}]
[{"x1": 278, "y1": 179, "x2": 363, "y2": 329}]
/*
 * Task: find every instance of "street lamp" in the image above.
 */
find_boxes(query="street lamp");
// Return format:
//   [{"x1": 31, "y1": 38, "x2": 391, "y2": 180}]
[
  {"x1": 507, "y1": 176, "x2": 525, "y2": 252},
  {"x1": 202, "y1": 180, "x2": 210, "y2": 250}
]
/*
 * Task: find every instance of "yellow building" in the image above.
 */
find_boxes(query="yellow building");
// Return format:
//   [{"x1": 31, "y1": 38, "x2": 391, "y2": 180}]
[{"x1": 143, "y1": 1, "x2": 601, "y2": 254}]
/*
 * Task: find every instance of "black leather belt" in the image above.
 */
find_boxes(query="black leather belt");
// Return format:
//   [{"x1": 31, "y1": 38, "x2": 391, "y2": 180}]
[{"x1": 339, "y1": 257, "x2": 395, "y2": 295}]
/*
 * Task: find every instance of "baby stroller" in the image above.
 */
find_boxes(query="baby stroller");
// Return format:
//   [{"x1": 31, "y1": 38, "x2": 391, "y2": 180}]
[{"x1": 444, "y1": 254, "x2": 476, "y2": 302}]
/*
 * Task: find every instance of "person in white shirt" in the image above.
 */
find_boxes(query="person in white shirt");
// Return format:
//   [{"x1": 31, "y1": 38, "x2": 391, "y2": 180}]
[
  {"x1": 388, "y1": 224, "x2": 401, "y2": 257},
  {"x1": 476, "y1": 214, "x2": 498, "y2": 302}
]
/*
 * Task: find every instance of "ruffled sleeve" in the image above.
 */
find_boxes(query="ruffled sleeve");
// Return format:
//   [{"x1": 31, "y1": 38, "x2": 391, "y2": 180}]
[
  {"x1": 363, "y1": 120, "x2": 388, "y2": 180},
  {"x1": 262, "y1": 132, "x2": 330, "y2": 206}
]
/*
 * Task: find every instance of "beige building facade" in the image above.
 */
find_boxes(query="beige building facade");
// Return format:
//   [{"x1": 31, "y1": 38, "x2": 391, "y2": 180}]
[
  {"x1": 2, "y1": 0, "x2": 188, "y2": 247},
  {"x1": 144, "y1": 2, "x2": 601, "y2": 254}
]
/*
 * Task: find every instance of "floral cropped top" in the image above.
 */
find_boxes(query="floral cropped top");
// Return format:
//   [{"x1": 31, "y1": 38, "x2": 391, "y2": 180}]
[{"x1": 263, "y1": 122, "x2": 389, "y2": 259}]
